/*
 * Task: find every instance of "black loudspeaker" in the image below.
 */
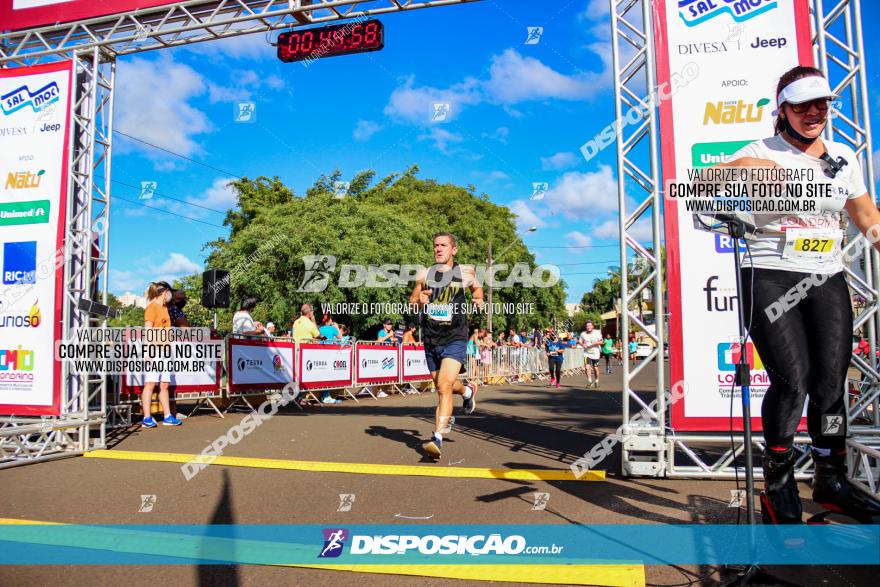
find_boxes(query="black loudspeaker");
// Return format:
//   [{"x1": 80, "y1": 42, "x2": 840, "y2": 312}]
[{"x1": 202, "y1": 269, "x2": 230, "y2": 308}]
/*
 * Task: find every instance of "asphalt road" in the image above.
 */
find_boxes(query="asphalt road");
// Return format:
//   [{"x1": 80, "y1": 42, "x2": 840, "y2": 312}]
[{"x1": 0, "y1": 366, "x2": 874, "y2": 586}]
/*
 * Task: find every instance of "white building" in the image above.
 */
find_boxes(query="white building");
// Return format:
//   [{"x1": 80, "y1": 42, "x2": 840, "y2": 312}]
[
  {"x1": 118, "y1": 292, "x2": 146, "y2": 308},
  {"x1": 565, "y1": 303, "x2": 582, "y2": 317}
]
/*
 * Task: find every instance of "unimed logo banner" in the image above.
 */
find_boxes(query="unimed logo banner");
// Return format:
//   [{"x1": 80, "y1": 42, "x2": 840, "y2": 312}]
[
  {"x1": 654, "y1": 0, "x2": 812, "y2": 431},
  {"x1": 0, "y1": 61, "x2": 72, "y2": 416}
]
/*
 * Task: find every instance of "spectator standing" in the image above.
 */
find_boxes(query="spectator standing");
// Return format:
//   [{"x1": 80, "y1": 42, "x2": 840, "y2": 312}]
[
  {"x1": 141, "y1": 281, "x2": 182, "y2": 427},
  {"x1": 233, "y1": 297, "x2": 264, "y2": 337},
  {"x1": 168, "y1": 289, "x2": 190, "y2": 327},
  {"x1": 319, "y1": 314, "x2": 340, "y2": 343},
  {"x1": 264, "y1": 322, "x2": 276, "y2": 339},
  {"x1": 292, "y1": 304, "x2": 322, "y2": 342},
  {"x1": 394, "y1": 323, "x2": 405, "y2": 343},
  {"x1": 402, "y1": 324, "x2": 417, "y2": 344},
  {"x1": 377, "y1": 319, "x2": 395, "y2": 342}
]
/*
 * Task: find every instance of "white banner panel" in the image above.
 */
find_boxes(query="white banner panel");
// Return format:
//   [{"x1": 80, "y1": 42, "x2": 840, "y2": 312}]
[
  {"x1": 228, "y1": 339, "x2": 294, "y2": 392},
  {"x1": 356, "y1": 344, "x2": 399, "y2": 383},
  {"x1": 299, "y1": 344, "x2": 352, "y2": 389},
  {"x1": 402, "y1": 346, "x2": 431, "y2": 381},
  {"x1": 0, "y1": 61, "x2": 72, "y2": 416},
  {"x1": 655, "y1": 0, "x2": 812, "y2": 431}
]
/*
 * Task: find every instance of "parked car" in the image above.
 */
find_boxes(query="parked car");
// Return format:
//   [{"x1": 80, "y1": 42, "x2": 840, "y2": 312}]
[{"x1": 636, "y1": 343, "x2": 652, "y2": 358}]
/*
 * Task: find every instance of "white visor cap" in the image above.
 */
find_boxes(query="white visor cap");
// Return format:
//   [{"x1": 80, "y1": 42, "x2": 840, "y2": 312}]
[{"x1": 773, "y1": 75, "x2": 836, "y2": 115}]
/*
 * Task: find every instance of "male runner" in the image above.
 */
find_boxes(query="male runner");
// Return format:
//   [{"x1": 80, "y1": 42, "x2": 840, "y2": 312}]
[
  {"x1": 579, "y1": 321, "x2": 603, "y2": 388},
  {"x1": 409, "y1": 232, "x2": 484, "y2": 460}
]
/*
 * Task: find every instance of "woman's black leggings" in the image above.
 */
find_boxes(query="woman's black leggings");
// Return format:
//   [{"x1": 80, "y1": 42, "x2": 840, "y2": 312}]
[
  {"x1": 740, "y1": 268, "x2": 851, "y2": 451},
  {"x1": 549, "y1": 359, "x2": 562, "y2": 381}
]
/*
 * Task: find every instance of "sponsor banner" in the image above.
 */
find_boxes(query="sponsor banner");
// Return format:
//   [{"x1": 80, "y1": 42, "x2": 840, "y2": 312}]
[
  {"x1": 0, "y1": 61, "x2": 72, "y2": 417},
  {"x1": 298, "y1": 343, "x2": 352, "y2": 389},
  {"x1": 228, "y1": 339, "x2": 294, "y2": 394},
  {"x1": 655, "y1": 0, "x2": 812, "y2": 431},
  {"x1": 0, "y1": 1, "x2": 182, "y2": 32},
  {"x1": 0, "y1": 524, "x2": 875, "y2": 565},
  {"x1": 401, "y1": 344, "x2": 431, "y2": 381},
  {"x1": 121, "y1": 343, "x2": 221, "y2": 396},
  {"x1": 355, "y1": 343, "x2": 398, "y2": 384}
]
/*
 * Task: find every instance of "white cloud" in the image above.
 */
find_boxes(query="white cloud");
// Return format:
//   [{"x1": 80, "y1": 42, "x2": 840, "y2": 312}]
[
  {"x1": 353, "y1": 120, "x2": 383, "y2": 142},
  {"x1": 483, "y1": 49, "x2": 604, "y2": 104},
  {"x1": 581, "y1": 0, "x2": 610, "y2": 20},
  {"x1": 541, "y1": 151, "x2": 579, "y2": 170},
  {"x1": 384, "y1": 49, "x2": 609, "y2": 125},
  {"x1": 481, "y1": 126, "x2": 510, "y2": 143},
  {"x1": 156, "y1": 252, "x2": 201, "y2": 280},
  {"x1": 542, "y1": 165, "x2": 617, "y2": 219},
  {"x1": 207, "y1": 70, "x2": 286, "y2": 104},
  {"x1": 593, "y1": 217, "x2": 653, "y2": 242},
  {"x1": 486, "y1": 170, "x2": 510, "y2": 182},
  {"x1": 384, "y1": 75, "x2": 481, "y2": 125},
  {"x1": 417, "y1": 127, "x2": 464, "y2": 155},
  {"x1": 566, "y1": 231, "x2": 592, "y2": 248},
  {"x1": 185, "y1": 32, "x2": 272, "y2": 61},
  {"x1": 507, "y1": 199, "x2": 547, "y2": 232},
  {"x1": 109, "y1": 269, "x2": 146, "y2": 294},
  {"x1": 192, "y1": 177, "x2": 237, "y2": 210},
  {"x1": 115, "y1": 55, "x2": 212, "y2": 165}
]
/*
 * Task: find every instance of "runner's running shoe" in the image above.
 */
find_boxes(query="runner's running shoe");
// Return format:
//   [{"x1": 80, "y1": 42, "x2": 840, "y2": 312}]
[
  {"x1": 423, "y1": 437, "x2": 442, "y2": 460},
  {"x1": 142, "y1": 416, "x2": 157, "y2": 428},
  {"x1": 162, "y1": 415, "x2": 182, "y2": 426},
  {"x1": 462, "y1": 381, "x2": 477, "y2": 415}
]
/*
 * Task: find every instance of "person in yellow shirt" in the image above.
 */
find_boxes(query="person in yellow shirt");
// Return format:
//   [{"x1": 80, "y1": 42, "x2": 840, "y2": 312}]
[{"x1": 291, "y1": 303, "x2": 322, "y2": 341}]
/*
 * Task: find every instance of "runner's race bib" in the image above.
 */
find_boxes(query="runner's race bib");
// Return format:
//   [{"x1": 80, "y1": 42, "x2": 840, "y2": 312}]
[
  {"x1": 587, "y1": 348, "x2": 601, "y2": 360},
  {"x1": 782, "y1": 228, "x2": 841, "y2": 263},
  {"x1": 426, "y1": 303, "x2": 452, "y2": 323}
]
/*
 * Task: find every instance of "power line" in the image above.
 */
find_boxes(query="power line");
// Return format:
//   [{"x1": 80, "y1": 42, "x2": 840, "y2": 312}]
[
  {"x1": 114, "y1": 130, "x2": 243, "y2": 179},
  {"x1": 98, "y1": 175, "x2": 229, "y2": 215},
  {"x1": 113, "y1": 194, "x2": 227, "y2": 228}
]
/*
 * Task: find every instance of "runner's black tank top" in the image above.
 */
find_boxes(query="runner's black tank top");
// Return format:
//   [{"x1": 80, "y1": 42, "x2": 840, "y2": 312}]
[{"x1": 422, "y1": 262, "x2": 469, "y2": 346}]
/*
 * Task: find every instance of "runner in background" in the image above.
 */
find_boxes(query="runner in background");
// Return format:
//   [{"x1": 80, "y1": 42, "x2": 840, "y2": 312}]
[
  {"x1": 603, "y1": 334, "x2": 615, "y2": 374},
  {"x1": 580, "y1": 320, "x2": 603, "y2": 389},
  {"x1": 409, "y1": 232, "x2": 484, "y2": 460},
  {"x1": 545, "y1": 332, "x2": 564, "y2": 389}
]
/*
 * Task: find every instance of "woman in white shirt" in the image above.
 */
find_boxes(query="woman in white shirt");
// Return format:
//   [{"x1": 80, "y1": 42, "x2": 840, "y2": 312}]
[
  {"x1": 722, "y1": 66, "x2": 880, "y2": 523},
  {"x1": 232, "y1": 297, "x2": 264, "y2": 337}
]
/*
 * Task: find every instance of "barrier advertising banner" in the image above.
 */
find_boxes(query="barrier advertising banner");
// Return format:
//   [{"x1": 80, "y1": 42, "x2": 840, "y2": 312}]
[
  {"x1": 0, "y1": 61, "x2": 72, "y2": 417},
  {"x1": 655, "y1": 0, "x2": 812, "y2": 431},
  {"x1": 228, "y1": 339, "x2": 294, "y2": 393},
  {"x1": 401, "y1": 345, "x2": 431, "y2": 381},
  {"x1": 356, "y1": 343, "x2": 399, "y2": 384},
  {"x1": 0, "y1": 1, "x2": 182, "y2": 32},
  {"x1": 298, "y1": 343, "x2": 353, "y2": 389}
]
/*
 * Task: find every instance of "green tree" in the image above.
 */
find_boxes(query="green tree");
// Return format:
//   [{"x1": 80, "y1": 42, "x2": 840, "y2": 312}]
[{"x1": 202, "y1": 167, "x2": 568, "y2": 337}]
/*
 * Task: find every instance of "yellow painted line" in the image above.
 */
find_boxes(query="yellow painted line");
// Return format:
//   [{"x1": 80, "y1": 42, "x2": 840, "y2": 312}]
[
  {"x1": 0, "y1": 519, "x2": 642, "y2": 586},
  {"x1": 83, "y1": 449, "x2": 605, "y2": 481},
  {"x1": 300, "y1": 563, "x2": 644, "y2": 586}
]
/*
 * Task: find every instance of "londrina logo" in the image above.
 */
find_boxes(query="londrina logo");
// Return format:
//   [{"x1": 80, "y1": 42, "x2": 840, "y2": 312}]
[
  {"x1": 381, "y1": 357, "x2": 395, "y2": 370},
  {"x1": 0, "y1": 346, "x2": 35, "y2": 372},
  {"x1": 318, "y1": 528, "x2": 348, "y2": 558},
  {"x1": 703, "y1": 98, "x2": 770, "y2": 125},
  {"x1": 1, "y1": 82, "x2": 60, "y2": 116},
  {"x1": 3, "y1": 241, "x2": 37, "y2": 285},
  {"x1": 717, "y1": 341, "x2": 764, "y2": 371},
  {"x1": 678, "y1": 0, "x2": 777, "y2": 27}
]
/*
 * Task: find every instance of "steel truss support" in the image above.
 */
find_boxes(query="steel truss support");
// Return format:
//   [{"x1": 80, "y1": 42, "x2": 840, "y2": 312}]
[
  {"x1": 0, "y1": 0, "x2": 481, "y2": 65},
  {"x1": 610, "y1": 0, "x2": 667, "y2": 477},
  {"x1": 612, "y1": 0, "x2": 879, "y2": 495},
  {"x1": 0, "y1": 48, "x2": 114, "y2": 467}
]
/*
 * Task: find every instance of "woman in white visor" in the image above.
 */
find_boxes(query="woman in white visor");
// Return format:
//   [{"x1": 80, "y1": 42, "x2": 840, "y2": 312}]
[{"x1": 719, "y1": 66, "x2": 880, "y2": 524}]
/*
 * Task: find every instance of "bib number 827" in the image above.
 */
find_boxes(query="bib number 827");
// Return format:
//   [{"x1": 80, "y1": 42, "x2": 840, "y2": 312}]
[{"x1": 796, "y1": 238, "x2": 832, "y2": 253}]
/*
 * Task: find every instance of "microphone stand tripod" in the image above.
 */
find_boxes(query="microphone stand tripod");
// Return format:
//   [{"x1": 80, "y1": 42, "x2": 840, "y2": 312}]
[{"x1": 720, "y1": 218, "x2": 797, "y2": 587}]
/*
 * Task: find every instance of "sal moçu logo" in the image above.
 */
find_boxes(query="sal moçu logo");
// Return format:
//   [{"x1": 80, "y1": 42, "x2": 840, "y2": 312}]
[
  {"x1": 318, "y1": 528, "x2": 348, "y2": 558},
  {"x1": 678, "y1": 0, "x2": 777, "y2": 27},
  {"x1": 1, "y1": 82, "x2": 60, "y2": 116}
]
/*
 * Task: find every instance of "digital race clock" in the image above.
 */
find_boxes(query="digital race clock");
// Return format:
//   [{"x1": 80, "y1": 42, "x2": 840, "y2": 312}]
[{"x1": 277, "y1": 19, "x2": 384, "y2": 63}]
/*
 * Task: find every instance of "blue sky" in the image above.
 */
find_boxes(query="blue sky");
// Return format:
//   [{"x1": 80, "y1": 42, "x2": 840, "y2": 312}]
[{"x1": 106, "y1": 0, "x2": 880, "y2": 303}]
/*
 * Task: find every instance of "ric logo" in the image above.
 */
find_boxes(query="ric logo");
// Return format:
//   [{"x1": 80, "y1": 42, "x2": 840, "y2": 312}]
[{"x1": 678, "y1": 0, "x2": 778, "y2": 27}]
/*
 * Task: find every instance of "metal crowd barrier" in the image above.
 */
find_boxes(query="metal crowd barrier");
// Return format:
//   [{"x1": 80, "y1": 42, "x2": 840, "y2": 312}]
[{"x1": 110, "y1": 336, "x2": 587, "y2": 420}]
